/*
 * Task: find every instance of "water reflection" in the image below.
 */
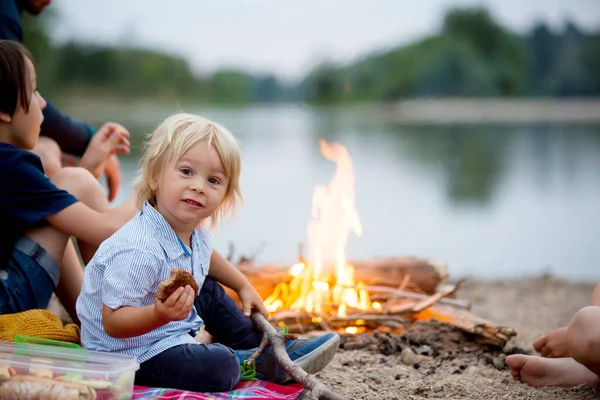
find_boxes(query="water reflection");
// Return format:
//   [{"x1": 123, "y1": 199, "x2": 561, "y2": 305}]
[
  {"x1": 81, "y1": 105, "x2": 600, "y2": 281},
  {"x1": 385, "y1": 125, "x2": 507, "y2": 204}
]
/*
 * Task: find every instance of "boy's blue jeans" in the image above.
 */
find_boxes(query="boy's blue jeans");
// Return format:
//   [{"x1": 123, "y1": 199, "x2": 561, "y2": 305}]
[
  {"x1": 134, "y1": 276, "x2": 263, "y2": 392},
  {"x1": 0, "y1": 237, "x2": 58, "y2": 314}
]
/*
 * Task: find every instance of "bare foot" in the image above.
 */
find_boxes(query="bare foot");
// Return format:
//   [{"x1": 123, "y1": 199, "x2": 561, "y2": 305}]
[
  {"x1": 533, "y1": 327, "x2": 570, "y2": 358},
  {"x1": 506, "y1": 354, "x2": 600, "y2": 388}
]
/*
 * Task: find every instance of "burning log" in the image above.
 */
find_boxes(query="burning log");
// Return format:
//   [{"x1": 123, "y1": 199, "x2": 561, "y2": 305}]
[
  {"x1": 249, "y1": 312, "x2": 346, "y2": 400},
  {"x1": 329, "y1": 315, "x2": 408, "y2": 332},
  {"x1": 231, "y1": 256, "x2": 448, "y2": 302},
  {"x1": 410, "y1": 304, "x2": 516, "y2": 348}
]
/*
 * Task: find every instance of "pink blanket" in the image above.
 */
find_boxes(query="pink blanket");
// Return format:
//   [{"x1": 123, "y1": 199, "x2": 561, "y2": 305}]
[{"x1": 132, "y1": 381, "x2": 306, "y2": 400}]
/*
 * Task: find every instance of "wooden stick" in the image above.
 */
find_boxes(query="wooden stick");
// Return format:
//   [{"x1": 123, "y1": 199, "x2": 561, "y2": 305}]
[
  {"x1": 398, "y1": 274, "x2": 411, "y2": 291},
  {"x1": 250, "y1": 312, "x2": 347, "y2": 400},
  {"x1": 411, "y1": 280, "x2": 465, "y2": 313},
  {"x1": 411, "y1": 292, "x2": 446, "y2": 313},
  {"x1": 366, "y1": 285, "x2": 471, "y2": 309},
  {"x1": 383, "y1": 301, "x2": 418, "y2": 314},
  {"x1": 245, "y1": 336, "x2": 269, "y2": 366},
  {"x1": 329, "y1": 315, "x2": 410, "y2": 326},
  {"x1": 311, "y1": 312, "x2": 335, "y2": 332}
]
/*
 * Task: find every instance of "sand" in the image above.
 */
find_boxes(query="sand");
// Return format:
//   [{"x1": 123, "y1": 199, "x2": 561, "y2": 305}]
[{"x1": 313, "y1": 277, "x2": 600, "y2": 399}]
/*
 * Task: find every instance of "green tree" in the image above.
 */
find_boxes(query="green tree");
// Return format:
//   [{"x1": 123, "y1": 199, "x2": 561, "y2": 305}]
[
  {"x1": 442, "y1": 7, "x2": 528, "y2": 95},
  {"x1": 208, "y1": 70, "x2": 251, "y2": 103}
]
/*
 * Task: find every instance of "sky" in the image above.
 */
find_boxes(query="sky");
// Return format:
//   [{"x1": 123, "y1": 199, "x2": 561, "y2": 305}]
[{"x1": 50, "y1": 0, "x2": 600, "y2": 82}]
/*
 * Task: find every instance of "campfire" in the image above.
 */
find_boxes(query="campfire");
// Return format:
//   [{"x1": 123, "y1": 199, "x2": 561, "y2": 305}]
[
  {"x1": 224, "y1": 139, "x2": 519, "y2": 399},
  {"x1": 229, "y1": 139, "x2": 516, "y2": 349},
  {"x1": 262, "y1": 139, "x2": 377, "y2": 333}
]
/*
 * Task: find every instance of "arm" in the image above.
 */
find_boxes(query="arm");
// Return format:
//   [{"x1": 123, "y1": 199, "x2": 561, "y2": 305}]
[
  {"x1": 0, "y1": 1, "x2": 23, "y2": 42},
  {"x1": 102, "y1": 286, "x2": 195, "y2": 338},
  {"x1": 102, "y1": 304, "x2": 164, "y2": 338},
  {"x1": 1, "y1": 152, "x2": 137, "y2": 247},
  {"x1": 99, "y1": 246, "x2": 196, "y2": 339},
  {"x1": 208, "y1": 250, "x2": 251, "y2": 292},
  {"x1": 47, "y1": 198, "x2": 138, "y2": 247},
  {"x1": 209, "y1": 250, "x2": 268, "y2": 317},
  {"x1": 40, "y1": 101, "x2": 95, "y2": 157}
]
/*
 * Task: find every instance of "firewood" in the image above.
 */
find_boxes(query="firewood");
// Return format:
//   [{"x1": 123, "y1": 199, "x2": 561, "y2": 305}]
[
  {"x1": 398, "y1": 274, "x2": 411, "y2": 291},
  {"x1": 410, "y1": 280, "x2": 465, "y2": 312},
  {"x1": 249, "y1": 312, "x2": 347, "y2": 400},
  {"x1": 235, "y1": 257, "x2": 446, "y2": 301},
  {"x1": 383, "y1": 300, "x2": 418, "y2": 314},
  {"x1": 329, "y1": 315, "x2": 410, "y2": 327},
  {"x1": 414, "y1": 303, "x2": 517, "y2": 348},
  {"x1": 369, "y1": 286, "x2": 471, "y2": 310},
  {"x1": 351, "y1": 257, "x2": 447, "y2": 294}
]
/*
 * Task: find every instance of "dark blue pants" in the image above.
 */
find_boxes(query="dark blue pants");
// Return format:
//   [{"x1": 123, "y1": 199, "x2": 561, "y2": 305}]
[{"x1": 134, "y1": 277, "x2": 263, "y2": 392}]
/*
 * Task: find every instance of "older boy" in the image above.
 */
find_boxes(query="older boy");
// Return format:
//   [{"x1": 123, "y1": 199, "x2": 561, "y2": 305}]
[
  {"x1": 0, "y1": 0, "x2": 129, "y2": 201},
  {"x1": 0, "y1": 40, "x2": 138, "y2": 323}
]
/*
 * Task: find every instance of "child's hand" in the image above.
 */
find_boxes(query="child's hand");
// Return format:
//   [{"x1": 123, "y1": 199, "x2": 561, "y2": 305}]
[
  {"x1": 80, "y1": 122, "x2": 130, "y2": 180},
  {"x1": 237, "y1": 284, "x2": 269, "y2": 318},
  {"x1": 153, "y1": 285, "x2": 195, "y2": 323}
]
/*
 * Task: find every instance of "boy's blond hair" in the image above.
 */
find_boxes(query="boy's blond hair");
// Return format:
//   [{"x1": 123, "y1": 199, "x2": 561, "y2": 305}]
[{"x1": 134, "y1": 113, "x2": 243, "y2": 228}]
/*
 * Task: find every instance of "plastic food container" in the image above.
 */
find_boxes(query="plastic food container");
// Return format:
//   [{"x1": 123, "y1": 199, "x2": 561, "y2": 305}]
[{"x1": 0, "y1": 339, "x2": 139, "y2": 400}]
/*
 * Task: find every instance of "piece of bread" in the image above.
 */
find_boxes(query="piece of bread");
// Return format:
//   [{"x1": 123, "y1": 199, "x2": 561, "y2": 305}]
[{"x1": 155, "y1": 268, "x2": 199, "y2": 301}]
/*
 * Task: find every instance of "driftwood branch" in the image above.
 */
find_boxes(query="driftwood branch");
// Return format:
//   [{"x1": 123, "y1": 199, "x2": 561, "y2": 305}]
[
  {"x1": 250, "y1": 311, "x2": 347, "y2": 400},
  {"x1": 425, "y1": 304, "x2": 517, "y2": 348},
  {"x1": 245, "y1": 336, "x2": 270, "y2": 366},
  {"x1": 410, "y1": 280, "x2": 465, "y2": 312},
  {"x1": 330, "y1": 315, "x2": 410, "y2": 327},
  {"x1": 368, "y1": 285, "x2": 471, "y2": 310}
]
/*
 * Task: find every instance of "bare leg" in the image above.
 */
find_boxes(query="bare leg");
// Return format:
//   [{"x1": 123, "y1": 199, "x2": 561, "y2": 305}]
[
  {"x1": 54, "y1": 240, "x2": 85, "y2": 323},
  {"x1": 568, "y1": 306, "x2": 600, "y2": 376},
  {"x1": 32, "y1": 136, "x2": 62, "y2": 177},
  {"x1": 51, "y1": 167, "x2": 110, "y2": 264},
  {"x1": 25, "y1": 167, "x2": 109, "y2": 323}
]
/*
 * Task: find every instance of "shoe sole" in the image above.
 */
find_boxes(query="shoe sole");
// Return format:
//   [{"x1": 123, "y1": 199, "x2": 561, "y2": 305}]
[{"x1": 284, "y1": 334, "x2": 341, "y2": 382}]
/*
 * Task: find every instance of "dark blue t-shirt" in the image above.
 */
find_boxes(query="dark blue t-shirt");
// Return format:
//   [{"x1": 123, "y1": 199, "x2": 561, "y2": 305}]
[
  {"x1": 0, "y1": 143, "x2": 78, "y2": 265},
  {"x1": 0, "y1": 0, "x2": 96, "y2": 157}
]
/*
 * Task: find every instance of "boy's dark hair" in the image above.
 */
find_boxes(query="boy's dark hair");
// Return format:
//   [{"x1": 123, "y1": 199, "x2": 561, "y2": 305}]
[{"x1": 0, "y1": 40, "x2": 34, "y2": 117}]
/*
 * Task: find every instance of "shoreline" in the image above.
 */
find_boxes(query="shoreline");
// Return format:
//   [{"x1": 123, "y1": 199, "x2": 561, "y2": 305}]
[
  {"x1": 384, "y1": 98, "x2": 600, "y2": 124},
  {"x1": 58, "y1": 97, "x2": 600, "y2": 125}
]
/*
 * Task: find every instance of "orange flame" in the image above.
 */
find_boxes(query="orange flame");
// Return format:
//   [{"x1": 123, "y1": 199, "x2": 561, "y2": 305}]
[{"x1": 264, "y1": 140, "x2": 372, "y2": 322}]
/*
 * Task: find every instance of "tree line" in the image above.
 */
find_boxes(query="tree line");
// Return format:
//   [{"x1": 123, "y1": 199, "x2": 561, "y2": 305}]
[{"x1": 23, "y1": 7, "x2": 600, "y2": 104}]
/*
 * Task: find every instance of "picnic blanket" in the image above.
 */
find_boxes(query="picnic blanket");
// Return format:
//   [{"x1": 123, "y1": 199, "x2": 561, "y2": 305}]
[{"x1": 132, "y1": 381, "x2": 307, "y2": 400}]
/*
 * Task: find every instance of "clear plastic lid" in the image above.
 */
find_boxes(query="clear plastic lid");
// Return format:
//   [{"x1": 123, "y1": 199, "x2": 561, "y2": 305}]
[{"x1": 0, "y1": 340, "x2": 139, "y2": 375}]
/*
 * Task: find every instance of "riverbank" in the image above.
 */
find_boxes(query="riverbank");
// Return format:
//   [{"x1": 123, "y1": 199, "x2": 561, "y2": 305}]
[
  {"x1": 58, "y1": 97, "x2": 600, "y2": 126},
  {"x1": 384, "y1": 98, "x2": 600, "y2": 124}
]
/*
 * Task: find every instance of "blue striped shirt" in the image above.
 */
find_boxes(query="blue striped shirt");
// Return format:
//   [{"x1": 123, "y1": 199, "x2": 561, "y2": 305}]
[{"x1": 76, "y1": 201, "x2": 212, "y2": 363}]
